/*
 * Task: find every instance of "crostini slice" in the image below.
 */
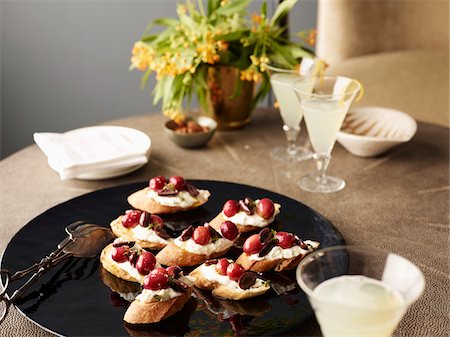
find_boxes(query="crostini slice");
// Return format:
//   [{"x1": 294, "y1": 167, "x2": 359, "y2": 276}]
[
  {"x1": 190, "y1": 259, "x2": 270, "y2": 300},
  {"x1": 209, "y1": 197, "x2": 281, "y2": 233},
  {"x1": 128, "y1": 175, "x2": 210, "y2": 214},
  {"x1": 236, "y1": 228, "x2": 320, "y2": 272},
  {"x1": 124, "y1": 266, "x2": 195, "y2": 324},
  {"x1": 156, "y1": 221, "x2": 239, "y2": 267},
  {"x1": 100, "y1": 239, "x2": 161, "y2": 284},
  {"x1": 110, "y1": 210, "x2": 171, "y2": 250}
]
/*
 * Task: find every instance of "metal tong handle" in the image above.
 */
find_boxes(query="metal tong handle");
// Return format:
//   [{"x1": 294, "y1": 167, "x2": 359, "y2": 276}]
[{"x1": 0, "y1": 221, "x2": 91, "y2": 325}]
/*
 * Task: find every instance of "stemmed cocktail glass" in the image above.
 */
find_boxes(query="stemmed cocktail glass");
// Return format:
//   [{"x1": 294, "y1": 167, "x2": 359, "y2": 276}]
[
  {"x1": 266, "y1": 60, "x2": 316, "y2": 162},
  {"x1": 292, "y1": 76, "x2": 361, "y2": 193},
  {"x1": 296, "y1": 246, "x2": 425, "y2": 337}
]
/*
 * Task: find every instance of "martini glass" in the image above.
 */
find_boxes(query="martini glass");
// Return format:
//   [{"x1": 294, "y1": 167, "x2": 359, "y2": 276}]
[
  {"x1": 296, "y1": 246, "x2": 425, "y2": 337},
  {"x1": 266, "y1": 61, "x2": 316, "y2": 162},
  {"x1": 292, "y1": 76, "x2": 361, "y2": 193}
]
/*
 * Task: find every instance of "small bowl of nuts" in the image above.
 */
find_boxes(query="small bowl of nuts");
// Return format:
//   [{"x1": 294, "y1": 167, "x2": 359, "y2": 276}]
[{"x1": 164, "y1": 116, "x2": 217, "y2": 148}]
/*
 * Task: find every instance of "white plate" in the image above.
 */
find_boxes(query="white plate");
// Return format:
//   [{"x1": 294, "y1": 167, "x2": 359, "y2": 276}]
[
  {"x1": 44, "y1": 125, "x2": 151, "y2": 180},
  {"x1": 75, "y1": 163, "x2": 147, "y2": 180}
]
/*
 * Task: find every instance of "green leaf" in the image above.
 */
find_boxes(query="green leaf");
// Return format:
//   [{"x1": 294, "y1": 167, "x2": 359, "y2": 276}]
[
  {"x1": 289, "y1": 45, "x2": 313, "y2": 59},
  {"x1": 207, "y1": 0, "x2": 221, "y2": 15},
  {"x1": 215, "y1": 0, "x2": 251, "y2": 16},
  {"x1": 140, "y1": 68, "x2": 153, "y2": 90},
  {"x1": 142, "y1": 17, "x2": 179, "y2": 37},
  {"x1": 216, "y1": 30, "x2": 247, "y2": 42},
  {"x1": 261, "y1": 0, "x2": 267, "y2": 17},
  {"x1": 270, "y1": 0, "x2": 298, "y2": 26}
]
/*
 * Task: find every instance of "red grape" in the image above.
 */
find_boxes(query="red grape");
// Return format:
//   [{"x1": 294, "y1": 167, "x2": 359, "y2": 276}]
[
  {"x1": 192, "y1": 226, "x2": 211, "y2": 245},
  {"x1": 111, "y1": 246, "x2": 128, "y2": 263},
  {"x1": 143, "y1": 272, "x2": 169, "y2": 290},
  {"x1": 226, "y1": 263, "x2": 245, "y2": 281},
  {"x1": 151, "y1": 267, "x2": 168, "y2": 276},
  {"x1": 220, "y1": 221, "x2": 238, "y2": 240},
  {"x1": 275, "y1": 231, "x2": 296, "y2": 249},
  {"x1": 122, "y1": 210, "x2": 142, "y2": 228},
  {"x1": 222, "y1": 200, "x2": 240, "y2": 217},
  {"x1": 216, "y1": 258, "x2": 230, "y2": 275},
  {"x1": 169, "y1": 176, "x2": 186, "y2": 190},
  {"x1": 243, "y1": 234, "x2": 263, "y2": 255},
  {"x1": 149, "y1": 175, "x2": 166, "y2": 191},
  {"x1": 256, "y1": 198, "x2": 275, "y2": 219},
  {"x1": 150, "y1": 215, "x2": 163, "y2": 225},
  {"x1": 136, "y1": 251, "x2": 156, "y2": 275},
  {"x1": 166, "y1": 265, "x2": 182, "y2": 277}
]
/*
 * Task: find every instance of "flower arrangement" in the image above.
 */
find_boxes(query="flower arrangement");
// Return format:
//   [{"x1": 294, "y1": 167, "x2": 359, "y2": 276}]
[{"x1": 130, "y1": 0, "x2": 314, "y2": 122}]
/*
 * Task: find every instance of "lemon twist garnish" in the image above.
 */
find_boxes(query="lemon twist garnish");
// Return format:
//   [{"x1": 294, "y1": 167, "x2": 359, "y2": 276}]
[
  {"x1": 339, "y1": 79, "x2": 364, "y2": 106},
  {"x1": 353, "y1": 79, "x2": 364, "y2": 102}
]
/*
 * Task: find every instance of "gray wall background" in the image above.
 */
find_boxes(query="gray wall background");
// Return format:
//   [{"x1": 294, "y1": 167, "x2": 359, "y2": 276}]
[{"x1": 1, "y1": 0, "x2": 317, "y2": 159}]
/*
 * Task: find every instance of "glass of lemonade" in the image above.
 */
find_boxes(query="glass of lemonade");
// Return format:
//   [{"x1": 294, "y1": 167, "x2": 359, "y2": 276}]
[
  {"x1": 266, "y1": 59, "x2": 316, "y2": 162},
  {"x1": 292, "y1": 76, "x2": 361, "y2": 193},
  {"x1": 296, "y1": 246, "x2": 425, "y2": 337}
]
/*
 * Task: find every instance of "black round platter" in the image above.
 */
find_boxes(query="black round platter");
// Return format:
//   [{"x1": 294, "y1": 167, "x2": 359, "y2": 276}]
[{"x1": 1, "y1": 180, "x2": 345, "y2": 336}]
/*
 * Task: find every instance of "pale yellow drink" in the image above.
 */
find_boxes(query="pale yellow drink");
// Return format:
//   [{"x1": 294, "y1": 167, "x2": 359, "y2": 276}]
[
  {"x1": 312, "y1": 275, "x2": 405, "y2": 337},
  {"x1": 270, "y1": 73, "x2": 314, "y2": 128},
  {"x1": 301, "y1": 100, "x2": 348, "y2": 155}
]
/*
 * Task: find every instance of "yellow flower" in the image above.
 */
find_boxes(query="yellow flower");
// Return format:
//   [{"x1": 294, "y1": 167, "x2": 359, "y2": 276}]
[
  {"x1": 305, "y1": 29, "x2": 316, "y2": 46},
  {"x1": 130, "y1": 41, "x2": 153, "y2": 71},
  {"x1": 163, "y1": 108, "x2": 185, "y2": 123},
  {"x1": 251, "y1": 13, "x2": 262, "y2": 25}
]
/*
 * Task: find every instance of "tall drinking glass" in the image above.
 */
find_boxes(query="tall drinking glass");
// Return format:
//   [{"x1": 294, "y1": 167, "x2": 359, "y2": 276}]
[
  {"x1": 266, "y1": 60, "x2": 316, "y2": 162},
  {"x1": 296, "y1": 246, "x2": 425, "y2": 337},
  {"x1": 292, "y1": 76, "x2": 361, "y2": 193}
]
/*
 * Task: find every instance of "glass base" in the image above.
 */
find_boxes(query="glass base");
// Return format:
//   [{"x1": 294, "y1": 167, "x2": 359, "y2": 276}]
[
  {"x1": 270, "y1": 146, "x2": 312, "y2": 162},
  {"x1": 298, "y1": 174, "x2": 346, "y2": 193}
]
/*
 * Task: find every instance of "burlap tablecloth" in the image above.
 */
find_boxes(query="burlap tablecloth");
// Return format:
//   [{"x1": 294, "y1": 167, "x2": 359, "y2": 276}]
[{"x1": 0, "y1": 108, "x2": 448, "y2": 336}]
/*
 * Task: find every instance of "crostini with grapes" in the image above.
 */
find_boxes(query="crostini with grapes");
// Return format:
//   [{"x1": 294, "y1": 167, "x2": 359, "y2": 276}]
[
  {"x1": 209, "y1": 197, "x2": 281, "y2": 233},
  {"x1": 128, "y1": 175, "x2": 210, "y2": 214},
  {"x1": 236, "y1": 228, "x2": 320, "y2": 272},
  {"x1": 124, "y1": 266, "x2": 195, "y2": 324},
  {"x1": 110, "y1": 210, "x2": 171, "y2": 250},
  {"x1": 156, "y1": 221, "x2": 239, "y2": 267},
  {"x1": 100, "y1": 239, "x2": 161, "y2": 284},
  {"x1": 189, "y1": 258, "x2": 270, "y2": 300}
]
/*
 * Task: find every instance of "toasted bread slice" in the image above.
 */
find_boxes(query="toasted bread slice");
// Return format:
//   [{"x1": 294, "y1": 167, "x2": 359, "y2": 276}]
[
  {"x1": 156, "y1": 242, "x2": 231, "y2": 267},
  {"x1": 124, "y1": 288, "x2": 193, "y2": 324},
  {"x1": 190, "y1": 266, "x2": 269, "y2": 301},
  {"x1": 100, "y1": 243, "x2": 151, "y2": 284},
  {"x1": 110, "y1": 216, "x2": 168, "y2": 250},
  {"x1": 236, "y1": 241, "x2": 320, "y2": 272},
  {"x1": 128, "y1": 187, "x2": 208, "y2": 214}
]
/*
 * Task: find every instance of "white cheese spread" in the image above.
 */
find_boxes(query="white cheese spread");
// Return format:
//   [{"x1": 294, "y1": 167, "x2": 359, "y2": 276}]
[
  {"x1": 136, "y1": 287, "x2": 181, "y2": 303},
  {"x1": 131, "y1": 226, "x2": 170, "y2": 244},
  {"x1": 223, "y1": 201, "x2": 281, "y2": 227},
  {"x1": 174, "y1": 237, "x2": 233, "y2": 255},
  {"x1": 136, "y1": 275, "x2": 195, "y2": 303},
  {"x1": 199, "y1": 264, "x2": 268, "y2": 293},
  {"x1": 248, "y1": 240, "x2": 320, "y2": 261},
  {"x1": 147, "y1": 189, "x2": 210, "y2": 208}
]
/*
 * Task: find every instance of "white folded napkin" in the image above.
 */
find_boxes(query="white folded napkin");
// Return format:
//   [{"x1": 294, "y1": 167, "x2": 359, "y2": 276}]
[{"x1": 34, "y1": 126, "x2": 151, "y2": 180}]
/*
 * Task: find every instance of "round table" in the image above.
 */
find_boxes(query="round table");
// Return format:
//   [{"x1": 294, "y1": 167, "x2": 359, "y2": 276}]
[{"x1": 0, "y1": 108, "x2": 448, "y2": 336}]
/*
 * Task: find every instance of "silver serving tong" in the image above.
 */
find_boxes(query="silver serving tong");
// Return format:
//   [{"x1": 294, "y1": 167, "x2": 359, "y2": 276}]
[{"x1": 0, "y1": 221, "x2": 114, "y2": 323}]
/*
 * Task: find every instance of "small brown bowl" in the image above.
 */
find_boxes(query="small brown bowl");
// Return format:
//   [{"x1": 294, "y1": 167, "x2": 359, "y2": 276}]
[{"x1": 164, "y1": 116, "x2": 217, "y2": 148}]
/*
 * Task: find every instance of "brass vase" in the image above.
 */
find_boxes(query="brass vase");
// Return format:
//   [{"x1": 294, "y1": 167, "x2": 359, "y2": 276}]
[{"x1": 205, "y1": 66, "x2": 255, "y2": 130}]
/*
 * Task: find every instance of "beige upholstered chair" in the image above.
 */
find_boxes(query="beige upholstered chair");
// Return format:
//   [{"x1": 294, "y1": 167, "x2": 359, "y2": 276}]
[{"x1": 315, "y1": 0, "x2": 449, "y2": 127}]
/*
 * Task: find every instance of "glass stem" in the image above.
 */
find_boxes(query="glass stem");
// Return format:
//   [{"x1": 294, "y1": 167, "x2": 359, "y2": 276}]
[
  {"x1": 283, "y1": 125, "x2": 300, "y2": 156},
  {"x1": 313, "y1": 153, "x2": 331, "y2": 184}
]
